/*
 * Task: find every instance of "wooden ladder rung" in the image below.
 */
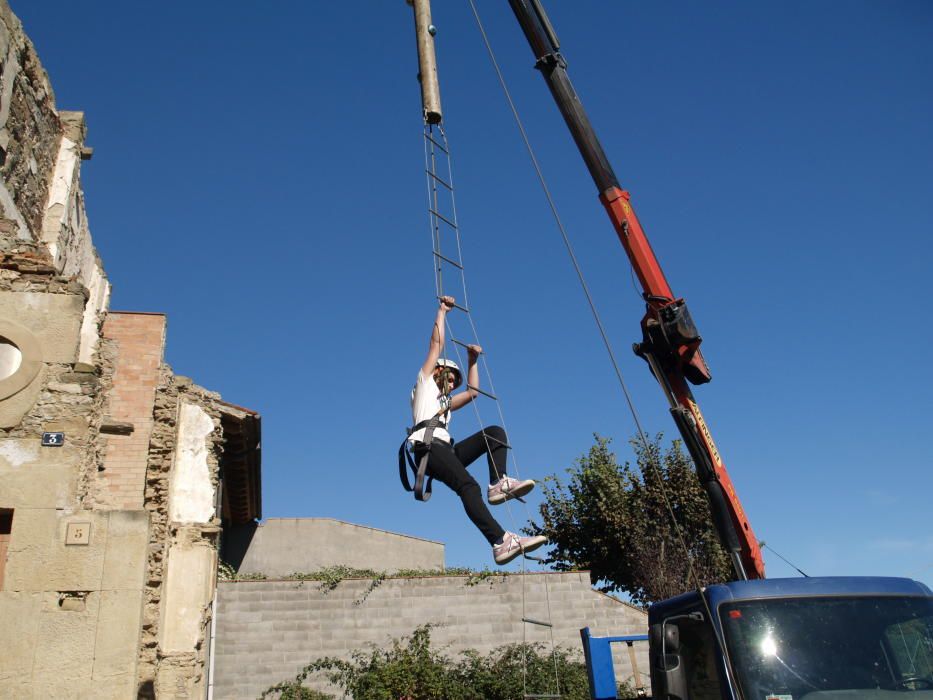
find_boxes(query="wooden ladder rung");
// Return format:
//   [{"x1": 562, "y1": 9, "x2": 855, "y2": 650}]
[{"x1": 522, "y1": 617, "x2": 553, "y2": 628}]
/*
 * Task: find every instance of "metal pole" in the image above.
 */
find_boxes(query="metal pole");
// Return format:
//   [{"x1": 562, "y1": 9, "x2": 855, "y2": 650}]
[{"x1": 410, "y1": 0, "x2": 443, "y2": 124}]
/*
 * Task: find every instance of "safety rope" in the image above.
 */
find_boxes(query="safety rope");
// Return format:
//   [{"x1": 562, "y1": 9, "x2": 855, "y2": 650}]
[
  {"x1": 465, "y1": 0, "x2": 743, "y2": 691},
  {"x1": 422, "y1": 123, "x2": 562, "y2": 700}
]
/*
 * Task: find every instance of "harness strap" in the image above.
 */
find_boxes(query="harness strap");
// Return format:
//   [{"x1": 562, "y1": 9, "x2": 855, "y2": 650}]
[{"x1": 398, "y1": 415, "x2": 448, "y2": 502}]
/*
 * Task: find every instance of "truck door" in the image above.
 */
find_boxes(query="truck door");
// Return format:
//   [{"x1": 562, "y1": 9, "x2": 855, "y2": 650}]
[{"x1": 651, "y1": 612, "x2": 727, "y2": 700}]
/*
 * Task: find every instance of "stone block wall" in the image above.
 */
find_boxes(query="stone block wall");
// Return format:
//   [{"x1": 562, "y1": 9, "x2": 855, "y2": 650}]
[
  {"x1": 212, "y1": 572, "x2": 649, "y2": 699},
  {"x1": 0, "y1": 510, "x2": 148, "y2": 699}
]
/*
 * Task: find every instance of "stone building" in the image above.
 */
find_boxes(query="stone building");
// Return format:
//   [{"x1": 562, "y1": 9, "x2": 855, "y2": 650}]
[
  {"x1": 0, "y1": 4, "x2": 649, "y2": 697},
  {"x1": 0, "y1": 2, "x2": 261, "y2": 697}
]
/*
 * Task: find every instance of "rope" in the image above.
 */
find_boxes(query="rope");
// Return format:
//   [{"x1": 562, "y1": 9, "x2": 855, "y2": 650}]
[
  {"x1": 421, "y1": 122, "x2": 561, "y2": 699},
  {"x1": 465, "y1": 0, "x2": 741, "y2": 690}
]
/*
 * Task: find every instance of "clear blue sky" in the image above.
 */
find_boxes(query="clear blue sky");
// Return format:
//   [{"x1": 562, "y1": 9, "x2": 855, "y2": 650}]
[{"x1": 19, "y1": 1, "x2": 932, "y2": 586}]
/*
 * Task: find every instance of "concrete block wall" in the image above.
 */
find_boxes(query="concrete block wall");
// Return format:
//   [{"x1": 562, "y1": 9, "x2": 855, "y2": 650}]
[
  {"x1": 212, "y1": 572, "x2": 649, "y2": 699},
  {"x1": 226, "y1": 518, "x2": 445, "y2": 577}
]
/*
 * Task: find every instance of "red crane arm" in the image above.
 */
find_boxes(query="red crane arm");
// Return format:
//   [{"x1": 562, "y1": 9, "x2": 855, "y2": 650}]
[{"x1": 509, "y1": 0, "x2": 765, "y2": 580}]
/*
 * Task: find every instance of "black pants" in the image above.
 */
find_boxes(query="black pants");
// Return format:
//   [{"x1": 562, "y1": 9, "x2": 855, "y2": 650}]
[{"x1": 413, "y1": 425, "x2": 508, "y2": 545}]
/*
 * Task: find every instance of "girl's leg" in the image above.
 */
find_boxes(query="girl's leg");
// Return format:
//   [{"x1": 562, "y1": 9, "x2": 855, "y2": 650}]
[
  {"x1": 454, "y1": 425, "x2": 508, "y2": 485},
  {"x1": 415, "y1": 441, "x2": 506, "y2": 545}
]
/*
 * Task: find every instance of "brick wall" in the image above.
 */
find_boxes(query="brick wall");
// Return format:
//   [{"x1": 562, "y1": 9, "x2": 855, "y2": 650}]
[
  {"x1": 100, "y1": 312, "x2": 166, "y2": 509},
  {"x1": 213, "y1": 573, "x2": 649, "y2": 699}
]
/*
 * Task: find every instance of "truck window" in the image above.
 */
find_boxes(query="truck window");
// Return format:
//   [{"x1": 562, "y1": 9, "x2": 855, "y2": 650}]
[
  {"x1": 679, "y1": 618, "x2": 723, "y2": 700},
  {"x1": 721, "y1": 595, "x2": 933, "y2": 696},
  {"x1": 884, "y1": 613, "x2": 933, "y2": 686}
]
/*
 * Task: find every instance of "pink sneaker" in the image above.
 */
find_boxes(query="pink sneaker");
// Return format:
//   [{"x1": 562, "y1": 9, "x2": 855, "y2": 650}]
[
  {"x1": 493, "y1": 531, "x2": 547, "y2": 565},
  {"x1": 487, "y1": 476, "x2": 535, "y2": 505}
]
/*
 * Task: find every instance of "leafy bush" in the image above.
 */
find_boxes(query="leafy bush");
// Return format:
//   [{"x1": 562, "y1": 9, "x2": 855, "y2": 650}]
[{"x1": 262, "y1": 624, "x2": 595, "y2": 700}]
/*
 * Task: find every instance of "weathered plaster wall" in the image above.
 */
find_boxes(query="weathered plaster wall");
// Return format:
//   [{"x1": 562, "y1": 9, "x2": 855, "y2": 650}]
[
  {"x1": 39, "y1": 111, "x2": 110, "y2": 369},
  {"x1": 0, "y1": 510, "x2": 149, "y2": 699},
  {"x1": 0, "y1": 185, "x2": 136, "y2": 698},
  {"x1": 162, "y1": 539, "x2": 217, "y2": 652},
  {"x1": 133, "y1": 368, "x2": 226, "y2": 699},
  {"x1": 170, "y1": 401, "x2": 217, "y2": 523}
]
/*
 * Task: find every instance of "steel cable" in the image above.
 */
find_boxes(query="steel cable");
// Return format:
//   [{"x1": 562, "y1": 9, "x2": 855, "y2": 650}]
[{"x1": 465, "y1": 0, "x2": 743, "y2": 690}]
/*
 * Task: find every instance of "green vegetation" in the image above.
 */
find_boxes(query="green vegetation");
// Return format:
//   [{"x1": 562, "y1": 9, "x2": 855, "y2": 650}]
[
  {"x1": 529, "y1": 434, "x2": 733, "y2": 606},
  {"x1": 261, "y1": 623, "x2": 633, "y2": 700},
  {"x1": 217, "y1": 564, "x2": 509, "y2": 605}
]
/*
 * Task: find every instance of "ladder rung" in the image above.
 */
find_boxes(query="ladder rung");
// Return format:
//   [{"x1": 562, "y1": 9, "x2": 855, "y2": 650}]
[
  {"x1": 424, "y1": 131, "x2": 449, "y2": 154},
  {"x1": 425, "y1": 169, "x2": 453, "y2": 190},
  {"x1": 482, "y1": 432, "x2": 510, "y2": 449},
  {"x1": 429, "y1": 208, "x2": 458, "y2": 230},
  {"x1": 436, "y1": 296, "x2": 469, "y2": 313},
  {"x1": 433, "y1": 251, "x2": 463, "y2": 270},
  {"x1": 522, "y1": 617, "x2": 553, "y2": 628},
  {"x1": 466, "y1": 384, "x2": 497, "y2": 401}
]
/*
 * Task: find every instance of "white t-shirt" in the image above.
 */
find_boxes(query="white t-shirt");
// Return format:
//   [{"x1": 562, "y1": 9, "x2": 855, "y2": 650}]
[{"x1": 409, "y1": 370, "x2": 452, "y2": 444}]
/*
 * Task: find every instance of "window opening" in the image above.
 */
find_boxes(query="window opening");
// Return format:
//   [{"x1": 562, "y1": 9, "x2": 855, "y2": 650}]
[
  {"x1": 0, "y1": 337, "x2": 22, "y2": 380},
  {"x1": 0, "y1": 509, "x2": 12, "y2": 590}
]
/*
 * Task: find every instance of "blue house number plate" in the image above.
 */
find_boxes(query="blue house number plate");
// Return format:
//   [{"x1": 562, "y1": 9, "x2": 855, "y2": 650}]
[{"x1": 41, "y1": 432, "x2": 64, "y2": 447}]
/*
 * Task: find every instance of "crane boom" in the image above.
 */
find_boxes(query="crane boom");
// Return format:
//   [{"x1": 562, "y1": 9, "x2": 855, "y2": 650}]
[{"x1": 507, "y1": 0, "x2": 764, "y2": 581}]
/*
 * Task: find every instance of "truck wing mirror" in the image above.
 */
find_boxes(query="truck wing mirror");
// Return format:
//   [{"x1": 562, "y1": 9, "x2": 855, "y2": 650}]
[{"x1": 650, "y1": 622, "x2": 689, "y2": 700}]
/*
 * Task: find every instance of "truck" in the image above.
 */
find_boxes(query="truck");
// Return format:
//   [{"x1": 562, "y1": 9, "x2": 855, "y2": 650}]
[{"x1": 409, "y1": 1, "x2": 933, "y2": 696}]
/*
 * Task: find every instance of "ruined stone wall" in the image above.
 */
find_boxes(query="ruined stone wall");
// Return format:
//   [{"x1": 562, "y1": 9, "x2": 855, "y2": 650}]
[
  {"x1": 0, "y1": 1, "x2": 60, "y2": 241},
  {"x1": 134, "y1": 366, "x2": 227, "y2": 699},
  {"x1": 0, "y1": 260, "x2": 137, "y2": 699},
  {"x1": 0, "y1": 2, "x2": 234, "y2": 697}
]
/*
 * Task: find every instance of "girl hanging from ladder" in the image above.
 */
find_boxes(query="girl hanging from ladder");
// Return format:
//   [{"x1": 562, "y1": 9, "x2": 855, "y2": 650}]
[{"x1": 402, "y1": 295, "x2": 547, "y2": 565}]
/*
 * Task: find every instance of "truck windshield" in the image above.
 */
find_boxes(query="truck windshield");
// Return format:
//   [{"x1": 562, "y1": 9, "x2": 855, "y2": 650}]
[{"x1": 720, "y1": 596, "x2": 933, "y2": 698}]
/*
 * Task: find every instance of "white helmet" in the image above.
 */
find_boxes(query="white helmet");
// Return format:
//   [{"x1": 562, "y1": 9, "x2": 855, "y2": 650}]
[{"x1": 435, "y1": 358, "x2": 462, "y2": 389}]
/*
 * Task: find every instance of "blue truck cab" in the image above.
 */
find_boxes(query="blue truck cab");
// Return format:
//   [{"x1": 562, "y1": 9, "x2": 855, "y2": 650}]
[{"x1": 648, "y1": 577, "x2": 933, "y2": 699}]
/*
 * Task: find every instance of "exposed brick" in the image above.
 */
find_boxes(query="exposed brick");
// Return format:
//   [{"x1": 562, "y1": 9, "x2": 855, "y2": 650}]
[{"x1": 98, "y1": 313, "x2": 166, "y2": 508}]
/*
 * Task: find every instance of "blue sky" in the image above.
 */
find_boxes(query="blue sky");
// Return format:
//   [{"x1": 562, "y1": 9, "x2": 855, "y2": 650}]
[{"x1": 19, "y1": 1, "x2": 932, "y2": 586}]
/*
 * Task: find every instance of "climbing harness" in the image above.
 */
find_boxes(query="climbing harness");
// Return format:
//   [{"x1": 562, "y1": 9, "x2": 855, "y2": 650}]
[{"x1": 398, "y1": 409, "x2": 448, "y2": 502}]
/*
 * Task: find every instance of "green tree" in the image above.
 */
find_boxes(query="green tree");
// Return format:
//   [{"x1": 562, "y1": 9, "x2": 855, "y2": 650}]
[{"x1": 528, "y1": 434, "x2": 733, "y2": 607}]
